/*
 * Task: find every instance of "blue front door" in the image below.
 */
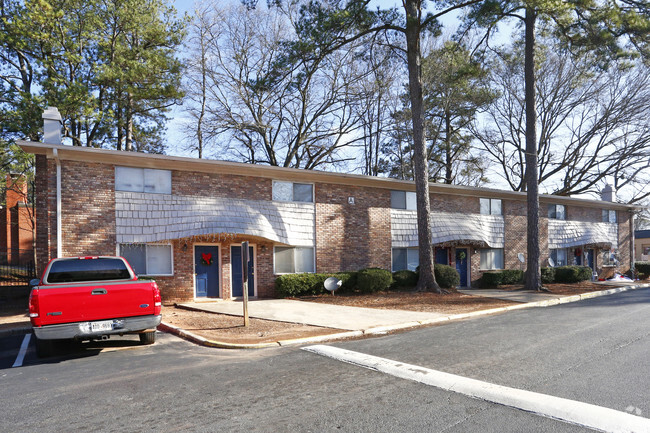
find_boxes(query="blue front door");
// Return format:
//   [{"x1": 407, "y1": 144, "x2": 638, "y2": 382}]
[
  {"x1": 195, "y1": 246, "x2": 219, "y2": 297},
  {"x1": 455, "y1": 248, "x2": 468, "y2": 287},
  {"x1": 435, "y1": 248, "x2": 449, "y2": 265},
  {"x1": 231, "y1": 245, "x2": 254, "y2": 297}
]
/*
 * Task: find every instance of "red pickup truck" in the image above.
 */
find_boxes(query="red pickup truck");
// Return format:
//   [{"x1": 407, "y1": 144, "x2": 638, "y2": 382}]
[{"x1": 29, "y1": 256, "x2": 162, "y2": 357}]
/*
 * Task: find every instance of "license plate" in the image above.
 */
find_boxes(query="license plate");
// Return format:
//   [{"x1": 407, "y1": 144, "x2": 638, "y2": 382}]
[{"x1": 91, "y1": 320, "x2": 113, "y2": 332}]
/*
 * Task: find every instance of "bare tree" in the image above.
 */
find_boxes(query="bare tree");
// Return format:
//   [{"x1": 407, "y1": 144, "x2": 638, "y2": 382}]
[
  {"x1": 474, "y1": 45, "x2": 650, "y2": 202},
  {"x1": 182, "y1": 3, "x2": 369, "y2": 169}
]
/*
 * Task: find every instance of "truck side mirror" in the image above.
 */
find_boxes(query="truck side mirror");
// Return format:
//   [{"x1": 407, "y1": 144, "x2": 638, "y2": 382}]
[{"x1": 30, "y1": 279, "x2": 40, "y2": 287}]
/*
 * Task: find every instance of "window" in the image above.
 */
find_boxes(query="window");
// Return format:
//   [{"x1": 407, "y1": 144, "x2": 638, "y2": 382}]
[
  {"x1": 548, "y1": 204, "x2": 566, "y2": 220},
  {"x1": 392, "y1": 247, "x2": 419, "y2": 271},
  {"x1": 119, "y1": 243, "x2": 173, "y2": 276},
  {"x1": 272, "y1": 181, "x2": 313, "y2": 203},
  {"x1": 115, "y1": 167, "x2": 171, "y2": 194},
  {"x1": 549, "y1": 248, "x2": 568, "y2": 267},
  {"x1": 602, "y1": 209, "x2": 617, "y2": 223},
  {"x1": 644, "y1": 246, "x2": 650, "y2": 255},
  {"x1": 480, "y1": 248, "x2": 504, "y2": 270},
  {"x1": 391, "y1": 191, "x2": 416, "y2": 210},
  {"x1": 480, "y1": 198, "x2": 502, "y2": 215},
  {"x1": 47, "y1": 258, "x2": 132, "y2": 283},
  {"x1": 601, "y1": 249, "x2": 619, "y2": 267},
  {"x1": 274, "y1": 247, "x2": 314, "y2": 273}
]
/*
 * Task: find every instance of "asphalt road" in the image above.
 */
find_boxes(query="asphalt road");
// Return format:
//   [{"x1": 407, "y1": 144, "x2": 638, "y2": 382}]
[{"x1": 1, "y1": 288, "x2": 648, "y2": 432}]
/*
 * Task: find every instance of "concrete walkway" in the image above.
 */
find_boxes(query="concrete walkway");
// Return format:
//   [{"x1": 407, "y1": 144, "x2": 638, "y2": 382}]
[
  {"x1": 458, "y1": 289, "x2": 561, "y2": 303},
  {"x1": 459, "y1": 281, "x2": 643, "y2": 303},
  {"x1": 178, "y1": 299, "x2": 447, "y2": 331}
]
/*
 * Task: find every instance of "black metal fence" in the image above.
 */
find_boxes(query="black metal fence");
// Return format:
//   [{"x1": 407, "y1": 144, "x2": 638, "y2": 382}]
[{"x1": 0, "y1": 249, "x2": 36, "y2": 285}]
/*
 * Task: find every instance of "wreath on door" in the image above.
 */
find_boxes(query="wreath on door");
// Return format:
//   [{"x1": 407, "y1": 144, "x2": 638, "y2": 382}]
[{"x1": 201, "y1": 252, "x2": 213, "y2": 266}]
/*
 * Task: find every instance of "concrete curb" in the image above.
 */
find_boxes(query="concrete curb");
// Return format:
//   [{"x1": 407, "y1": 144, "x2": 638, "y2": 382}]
[
  {"x1": 0, "y1": 324, "x2": 31, "y2": 338},
  {"x1": 157, "y1": 283, "x2": 650, "y2": 349}
]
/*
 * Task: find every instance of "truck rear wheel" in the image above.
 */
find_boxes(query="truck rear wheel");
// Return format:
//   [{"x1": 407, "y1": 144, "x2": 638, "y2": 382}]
[
  {"x1": 139, "y1": 331, "x2": 156, "y2": 345},
  {"x1": 35, "y1": 336, "x2": 54, "y2": 358}
]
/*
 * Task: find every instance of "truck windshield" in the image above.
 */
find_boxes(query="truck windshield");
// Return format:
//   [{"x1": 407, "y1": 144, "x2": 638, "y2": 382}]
[{"x1": 47, "y1": 258, "x2": 132, "y2": 283}]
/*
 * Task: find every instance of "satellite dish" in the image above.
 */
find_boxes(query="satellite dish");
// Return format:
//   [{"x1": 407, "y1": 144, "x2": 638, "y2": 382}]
[
  {"x1": 324, "y1": 277, "x2": 342, "y2": 294},
  {"x1": 517, "y1": 253, "x2": 525, "y2": 263},
  {"x1": 548, "y1": 257, "x2": 556, "y2": 267}
]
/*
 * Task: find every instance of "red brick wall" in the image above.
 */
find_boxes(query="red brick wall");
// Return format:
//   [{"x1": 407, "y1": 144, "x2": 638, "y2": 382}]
[
  {"x1": 172, "y1": 170, "x2": 271, "y2": 200},
  {"x1": 60, "y1": 161, "x2": 116, "y2": 257},
  {"x1": 315, "y1": 183, "x2": 391, "y2": 272}
]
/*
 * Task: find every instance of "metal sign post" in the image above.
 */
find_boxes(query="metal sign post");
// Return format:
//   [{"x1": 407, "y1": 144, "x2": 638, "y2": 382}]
[{"x1": 241, "y1": 241, "x2": 250, "y2": 327}]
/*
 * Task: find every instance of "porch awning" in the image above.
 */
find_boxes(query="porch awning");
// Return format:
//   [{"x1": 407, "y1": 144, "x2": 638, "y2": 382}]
[
  {"x1": 548, "y1": 220, "x2": 618, "y2": 250},
  {"x1": 391, "y1": 210, "x2": 505, "y2": 248},
  {"x1": 115, "y1": 191, "x2": 315, "y2": 246}
]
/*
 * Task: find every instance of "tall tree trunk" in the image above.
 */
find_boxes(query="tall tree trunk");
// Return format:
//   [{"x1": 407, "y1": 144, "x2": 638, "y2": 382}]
[
  {"x1": 126, "y1": 92, "x2": 133, "y2": 152},
  {"x1": 524, "y1": 7, "x2": 542, "y2": 291},
  {"x1": 404, "y1": 0, "x2": 440, "y2": 292}
]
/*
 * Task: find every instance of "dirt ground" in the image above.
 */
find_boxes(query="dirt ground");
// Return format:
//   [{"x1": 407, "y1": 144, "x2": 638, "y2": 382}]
[{"x1": 161, "y1": 306, "x2": 338, "y2": 344}]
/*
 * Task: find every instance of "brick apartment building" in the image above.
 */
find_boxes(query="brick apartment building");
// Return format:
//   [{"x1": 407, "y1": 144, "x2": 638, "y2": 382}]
[{"x1": 18, "y1": 110, "x2": 638, "y2": 303}]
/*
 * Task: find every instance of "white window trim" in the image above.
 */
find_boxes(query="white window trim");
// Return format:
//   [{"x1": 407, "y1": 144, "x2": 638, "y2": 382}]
[
  {"x1": 548, "y1": 204, "x2": 566, "y2": 220},
  {"x1": 115, "y1": 166, "x2": 171, "y2": 194},
  {"x1": 272, "y1": 181, "x2": 315, "y2": 203},
  {"x1": 117, "y1": 243, "x2": 174, "y2": 276},
  {"x1": 479, "y1": 248, "x2": 504, "y2": 271},
  {"x1": 273, "y1": 246, "x2": 316, "y2": 274},
  {"x1": 391, "y1": 247, "x2": 419, "y2": 272},
  {"x1": 480, "y1": 198, "x2": 502, "y2": 216}
]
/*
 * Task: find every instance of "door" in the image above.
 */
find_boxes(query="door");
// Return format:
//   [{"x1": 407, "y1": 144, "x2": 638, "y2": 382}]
[
  {"x1": 435, "y1": 248, "x2": 449, "y2": 265},
  {"x1": 455, "y1": 248, "x2": 468, "y2": 287},
  {"x1": 195, "y1": 246, "x2": 220, "y2": 297},
  {"x1": 231, "y1": 245, "x2": 255, "y2": 297}
]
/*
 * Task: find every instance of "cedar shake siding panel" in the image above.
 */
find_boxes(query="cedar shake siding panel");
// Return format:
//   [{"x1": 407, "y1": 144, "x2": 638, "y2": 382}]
[
  {"x1": 115, "y1": 192, "x2": 315, "y2": 246},
  {"x1": 391, "y1": 209, "x2": 505, "y2": 248}
]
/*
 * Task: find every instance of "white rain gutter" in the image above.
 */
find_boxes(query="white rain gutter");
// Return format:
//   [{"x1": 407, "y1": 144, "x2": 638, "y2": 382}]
[{"x1": 53, "y1": 148, "x2": 62, "y2": 258}]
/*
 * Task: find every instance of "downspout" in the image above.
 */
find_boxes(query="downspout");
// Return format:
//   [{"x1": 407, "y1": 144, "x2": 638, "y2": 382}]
[
  {"x1": 630, "y1": 210, "x2": 635, "y2": 271},
  {"x1": 53, "y1": 148, "x2": 62, "y2": 258}
]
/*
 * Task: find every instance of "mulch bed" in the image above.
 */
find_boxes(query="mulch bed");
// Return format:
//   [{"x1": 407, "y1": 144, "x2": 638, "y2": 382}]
[{"x1": 294, "y1": 289, "x2": 517, "y2": 314}]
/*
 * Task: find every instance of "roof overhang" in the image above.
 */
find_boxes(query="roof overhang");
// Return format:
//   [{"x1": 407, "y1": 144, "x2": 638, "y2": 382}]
[{"x1": 19, "y1": 140, "x2": 643, "y2": 211}]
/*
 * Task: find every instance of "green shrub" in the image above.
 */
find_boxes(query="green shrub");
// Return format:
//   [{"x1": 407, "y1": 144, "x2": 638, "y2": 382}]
[
  {"x1": 357, "y1": 268, "x2": 393, "y2": 293},
  {"x1": 500, "y1": 269, "x2": 525, "y2": 285},
  {"x1": 275, "y1": 273, "x2": 328, "y2": 297},
  {"x1": 333, "y1": 272, "x2": 358, "y2": 293},
  {"x1": 541, "y1": 267, "x2": 555, "y2": 284},
  {"x1": 392, "y1": 270, "x2": 418, "y2": 288},
  {"x1": 554, "y1": 266, "x2": 592, "y2": 283},
  {"x1": 481, "y1": 272, "x2": 502, "y2": 287},
  {"x1": 434, "y1": 264, "x2": 460, "y2": 289},
  {"x1": 635, "y1": 261, "x2": 650, "y2": 278}
]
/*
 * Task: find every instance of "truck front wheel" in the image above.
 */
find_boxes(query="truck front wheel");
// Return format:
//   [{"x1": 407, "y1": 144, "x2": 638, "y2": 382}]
[{"x1": 139, "y1": 331, "x2": 156, "y2": 345}]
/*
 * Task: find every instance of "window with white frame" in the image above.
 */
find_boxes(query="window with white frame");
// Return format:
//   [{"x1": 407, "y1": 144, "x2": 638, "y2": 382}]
[
  {"x1": 548, "y1": 204, "x2": 566, "y2": 220},
  {"x1": 391, "y1": 191, "x2": 417, "y2": 210},
  {"x1": 392, "y1": 247, "x2": 419, "y2": 271},
  {"x1": 480, "y1": 198, "x2": 502, "y2": 215},
  {"x1": 274, "y1": 246, "x2": 314, "y2": 273},
  {"x1": 115, "y1": 167, "x2": 171, "y2": 194},
  {"x1": 600, "y1": 249, "x2": 619, "y2": 267},
  {"x1": 602, "y1": 209, "x2": 617, "y2": 223},
  {"x1": 272, "y1": 181, "x2": 313, "y2": 203},
  {"x1": 119, "y1": 243, "x2": 173, "y2": 276},
  {"x1": 480, "y1": 248, "x2": 504, "y2": 270},
  {"x1": 549, "y1": 248, "x2": 568, "y2": 267}
]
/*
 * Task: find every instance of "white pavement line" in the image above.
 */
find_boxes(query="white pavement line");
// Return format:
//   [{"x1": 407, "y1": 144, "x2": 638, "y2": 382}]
[
  {"x1": 12, "y1": 333, "x2": 31, "y2": 368},
  {"x1": 303, "y1": 345, "x2": 650, "y2": 433}
]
